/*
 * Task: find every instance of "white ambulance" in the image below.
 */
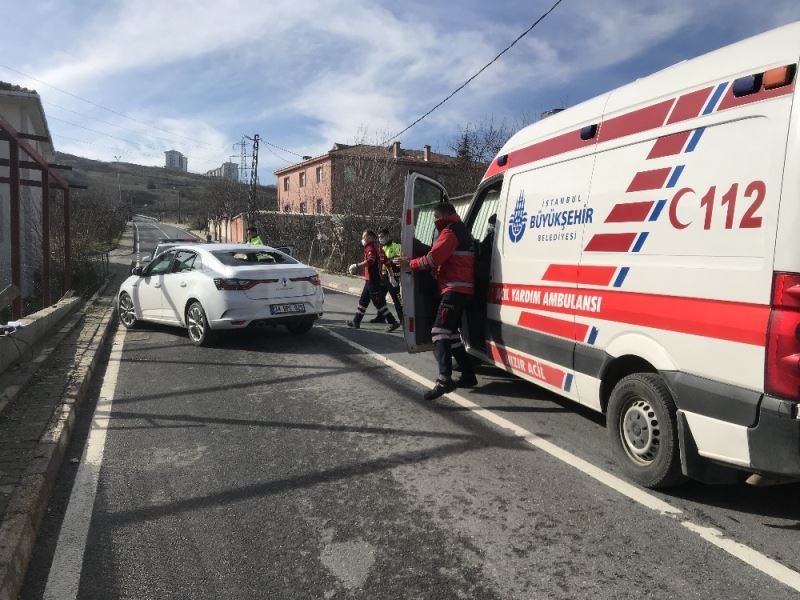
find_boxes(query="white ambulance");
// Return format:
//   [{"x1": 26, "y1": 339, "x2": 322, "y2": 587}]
[{"x1": 401, "y1": 21, "x2": 800, "y2": 488}]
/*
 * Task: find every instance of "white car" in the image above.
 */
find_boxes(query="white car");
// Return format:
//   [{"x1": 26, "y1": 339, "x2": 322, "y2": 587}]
[{"x1": 117, "y1": 244, "x2": 324, "y2": 345}]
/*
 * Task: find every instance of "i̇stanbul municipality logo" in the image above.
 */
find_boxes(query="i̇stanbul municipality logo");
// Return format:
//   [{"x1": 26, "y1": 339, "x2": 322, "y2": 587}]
[{"x1": 508, "y1": 190, "x2": 527, "y2": 243}]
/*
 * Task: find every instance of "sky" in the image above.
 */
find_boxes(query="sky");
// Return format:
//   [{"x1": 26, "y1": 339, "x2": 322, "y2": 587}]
[{"x1": 2, "y1": 0, "x2": 799, "y2": 181}]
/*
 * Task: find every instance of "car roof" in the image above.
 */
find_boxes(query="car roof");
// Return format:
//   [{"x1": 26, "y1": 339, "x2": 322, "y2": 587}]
[{"x1": 157, "y1": 237, "x2": 200, "y2": 243}]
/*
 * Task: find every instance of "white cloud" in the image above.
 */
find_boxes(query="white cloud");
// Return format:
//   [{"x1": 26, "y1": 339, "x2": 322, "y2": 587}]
[{"x1": 13, "y1": 0, "x2": 800, "y2": 175}]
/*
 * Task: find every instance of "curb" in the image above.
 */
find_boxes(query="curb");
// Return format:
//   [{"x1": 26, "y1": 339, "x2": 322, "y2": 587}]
[
  {"x1": 0, "y1": 288, "x2": 118, "y2": 600},
  {"x1": 0, "y1": 279, "x2": 111, "y2": 418}
]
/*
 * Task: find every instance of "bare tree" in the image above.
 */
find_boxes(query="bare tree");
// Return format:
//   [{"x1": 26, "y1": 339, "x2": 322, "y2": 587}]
[{"x1": 447, "y1": 116, "x2": 514, "y2": 196}]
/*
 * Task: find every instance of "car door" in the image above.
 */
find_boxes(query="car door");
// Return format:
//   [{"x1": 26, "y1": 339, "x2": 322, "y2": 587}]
[
  {"x1": 135, "y1": 250, "x2": 175, "y2": 320},
  {"x1": 163, "y1": 250, "x2": 200, "y2": 324},
  {"x1": 400, "y1": 173, "x2": 448, "y2": 353}
]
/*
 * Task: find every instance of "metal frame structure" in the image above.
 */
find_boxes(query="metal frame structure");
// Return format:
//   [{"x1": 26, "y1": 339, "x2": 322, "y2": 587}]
[{"x1": 0, "y1": 114, "x2": 81, "y2": 319}]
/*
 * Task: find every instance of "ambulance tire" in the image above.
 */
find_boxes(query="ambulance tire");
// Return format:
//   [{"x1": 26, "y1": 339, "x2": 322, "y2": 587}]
[{"x1": 607, "y1": 373, "x2": 686, "y2": 489}]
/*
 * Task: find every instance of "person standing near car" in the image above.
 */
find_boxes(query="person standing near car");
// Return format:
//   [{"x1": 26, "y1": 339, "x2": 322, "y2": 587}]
[
  {"x1": 368, "y1": 228, "x2": 404, "y2": 324},
  {"x1": 246, "y1": 226, "x2": 263, "y2": 245},
  {"x1": 395, "y1": 201, "x2": 477, "y2": 400},
  {"x1": 347, "y1": 230, "x2": 400, "y2": 332}
]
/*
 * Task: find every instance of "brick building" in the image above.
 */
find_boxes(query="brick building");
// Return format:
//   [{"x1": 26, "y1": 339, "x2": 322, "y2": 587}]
[{"x1": 273, "y1": 142, "x2": 462, "y2": 214}]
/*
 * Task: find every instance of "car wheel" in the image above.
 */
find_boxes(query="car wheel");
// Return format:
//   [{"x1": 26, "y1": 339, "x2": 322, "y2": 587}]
[
  {"x1": 286, "y1": 317, "x2": 315, "y2": 335},
  {"x1": 186, "y1": 301, "x2": 214, "y2": 346},
  {"x1": 607, "y1": 373, "x2": 686, "y2": 489},
  {"x1": 118, "y1": 293, "x2": 138, "y2": 329}
]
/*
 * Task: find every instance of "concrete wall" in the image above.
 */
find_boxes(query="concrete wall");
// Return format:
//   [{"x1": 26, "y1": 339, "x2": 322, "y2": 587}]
[{"x1": 0, "y1": 296, "x2": 80, "y2": 375}]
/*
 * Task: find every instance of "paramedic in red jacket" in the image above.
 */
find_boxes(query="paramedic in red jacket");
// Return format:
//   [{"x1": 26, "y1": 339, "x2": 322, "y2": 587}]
[
  {"x1": 395, "y1": 202, "x2": 477, "y2": 400},
  {"x1": 347, "y1": 229, "x2": 400, "y2": 332}
]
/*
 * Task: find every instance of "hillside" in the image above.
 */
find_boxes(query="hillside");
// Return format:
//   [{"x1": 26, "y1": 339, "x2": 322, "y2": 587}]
[{"x1": 55, "y1": 152, "x2": 278, "y2": 228}]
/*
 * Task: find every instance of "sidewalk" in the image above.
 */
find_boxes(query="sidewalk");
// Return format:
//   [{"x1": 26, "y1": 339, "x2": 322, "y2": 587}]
[
  {"x1": 0, "y1": 226, "x2": 133, "y2": 600},
  {"x1": 319, "y1": 270, "x2": 365, "y2": 296}
]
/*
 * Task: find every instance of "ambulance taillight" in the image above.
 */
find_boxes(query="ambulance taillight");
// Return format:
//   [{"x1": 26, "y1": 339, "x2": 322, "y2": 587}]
[{"x1": 765, "y1": 273, "x2": 800, "y2": 400}]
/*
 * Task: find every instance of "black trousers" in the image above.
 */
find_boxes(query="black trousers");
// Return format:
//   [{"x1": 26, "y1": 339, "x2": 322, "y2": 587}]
[
  {"x1": 353, "y1": 280, "x2": 397, "y2": 324},
  {"x1": 381, "y1": 275, "x2": 403, "y2": 322},
  {"x1": 432, "y1": 291, "x2": 473, "y2": 382}
]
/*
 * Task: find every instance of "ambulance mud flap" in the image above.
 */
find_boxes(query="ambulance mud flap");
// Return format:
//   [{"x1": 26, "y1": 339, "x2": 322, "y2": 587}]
[
  {"x1": 747, "y1": 396, "x2": 800, "y2": 477},
  {"x1": 676, "y1": 411, "x2": 740, "y2": 484}
]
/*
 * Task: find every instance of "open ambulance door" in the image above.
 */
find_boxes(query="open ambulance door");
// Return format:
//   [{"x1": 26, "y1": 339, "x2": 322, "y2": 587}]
[{"x1": 400, "y1": 173, "x2": 448, "y2": 353}]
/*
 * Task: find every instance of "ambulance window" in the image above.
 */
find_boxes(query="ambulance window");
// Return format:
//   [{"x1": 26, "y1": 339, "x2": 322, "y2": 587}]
[
  {"x1": 468, "y1": 184, "x2": 501, "y2": 243},
  {"x1": 413, "y1": 178, "x2": 446, "y2": 245}
]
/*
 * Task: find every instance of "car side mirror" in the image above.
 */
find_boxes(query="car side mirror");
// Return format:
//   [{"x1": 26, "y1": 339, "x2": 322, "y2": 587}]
[
  {"x1": 132, "y1": 266, "x2": 144, "y2": 276},
  {"x1": 141, "y1": 256, "x2": 151, "y2": 264}
]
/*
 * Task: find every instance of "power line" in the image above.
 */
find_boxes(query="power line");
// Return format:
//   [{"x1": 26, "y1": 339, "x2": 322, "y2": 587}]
[
  {"x1": 261, "y1": 139, "x2": 306, "y2": 159},
  {"x1": 380, "y1": 0, "x2": 565, "y2": 145},
  {"x1": 43, "y1": 99, "x2": 198, "y2": 149},
  {"x1": 0, "y1": 64, "x2": 219, "y2": 151},
  {"x1": 264, "y1": 144, "x2": 294, "y2": 165}
]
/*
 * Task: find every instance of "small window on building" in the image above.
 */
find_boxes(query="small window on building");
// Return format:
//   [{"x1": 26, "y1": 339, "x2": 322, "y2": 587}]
[
  {"x1": 316, "y1": 166, "x2": 324, "y2": 183},
  {"x1": 283, "y1": 177, "x2": 289, "y2": 192},
  {"x1": 299, "y1": 172, "x2": 306, "y2": 187},
  {"x1": 316, "y1": 198, "x2": 323, "y2": 214},
  {"x1": 283, "y1": 204, "x2": 290, "y2": 213},
  {"x1": 299, "y1": 202, "x2": 307, "y2": 214},
  {"x1": 344, "y1": 165, "x2": 355, "y2": 182}
]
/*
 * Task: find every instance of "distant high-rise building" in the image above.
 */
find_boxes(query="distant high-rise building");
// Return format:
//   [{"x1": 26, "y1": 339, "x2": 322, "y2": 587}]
[
  {"x1": 204, "y1": 161, "x2": 239, "y2": 182},
  {"x1": 165, "y1": 150, "x2": 188, "y2": 172}
]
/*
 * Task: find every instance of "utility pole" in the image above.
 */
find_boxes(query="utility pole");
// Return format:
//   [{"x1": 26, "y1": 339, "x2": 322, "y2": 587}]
[
  {"x1": 176, "y1": 188, "x2": 182, "y2": 224},
  {"x1": 245, "y1": 134, "x2": 260, "y2": 224},
  {"x1": 113, "y1": 155, "x2": 122, "y2": 206}
]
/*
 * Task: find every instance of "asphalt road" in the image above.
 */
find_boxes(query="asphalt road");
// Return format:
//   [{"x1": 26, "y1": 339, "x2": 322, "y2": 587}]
[{"x1": 20, "y1": 222, "x2": 800, "y2": 599}]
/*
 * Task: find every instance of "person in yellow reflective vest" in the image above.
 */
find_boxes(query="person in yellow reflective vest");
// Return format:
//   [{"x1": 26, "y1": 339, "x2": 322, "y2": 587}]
[
  {"x1": 246, "y1": 226, "x2": 263, "y2": 245},
  {"x1": 368, "y1": 227, "x2": 403, "y2": 324}
]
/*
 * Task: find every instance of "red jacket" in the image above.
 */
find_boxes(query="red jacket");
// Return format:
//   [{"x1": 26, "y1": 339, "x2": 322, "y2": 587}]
[
  {"x1": 409, "y1": 213, "x2": 474, "y2": 295},
  {"x1": 363, "y1": 240, "x2": 385, "y2": 282}
]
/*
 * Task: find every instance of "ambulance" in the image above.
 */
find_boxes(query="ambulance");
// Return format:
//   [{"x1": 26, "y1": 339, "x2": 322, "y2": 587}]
[{"x1": 400, "y1": 22, "x2": 800, "y2": 488}]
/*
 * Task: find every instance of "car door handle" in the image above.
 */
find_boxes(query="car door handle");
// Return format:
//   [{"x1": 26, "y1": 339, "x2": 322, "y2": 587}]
[
  {"x1": 180, "y1": 282, "x2": 187, "y2": 287},
  {"x1": 154, "y1": 283, "x2": 161, "y2": 288}
]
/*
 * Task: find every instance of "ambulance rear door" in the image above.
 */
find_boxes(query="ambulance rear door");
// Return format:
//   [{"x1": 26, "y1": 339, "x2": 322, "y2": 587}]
[{"x1": 400, "y1": 173, "x2": 448, "y2": 352}]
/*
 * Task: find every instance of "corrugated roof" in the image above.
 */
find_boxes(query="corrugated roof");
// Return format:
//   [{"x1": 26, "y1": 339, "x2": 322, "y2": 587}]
[{"x1": 0, "y1": 81, "x2": 38, "y2": 95}]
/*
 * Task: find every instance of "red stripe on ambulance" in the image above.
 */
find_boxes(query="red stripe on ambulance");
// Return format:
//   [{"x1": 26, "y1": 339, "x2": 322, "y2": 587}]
[
  {"x1": 647, "y1": 131, "x2": 692, "y2": 159},
  {"x1": 666, "y1": 87, "x2": 714, "y2": 124},
  {"x1": 716, "y1": 81, "x2": 796, "y2": 111},
  {"x1": 584, "y1": 233, "x2": 637, "y2": 252},
  {"x1": 489, "y1": 283, "x2": 769, "y2": 346},
  {"x1": 488, "y1": 342, "x2": 569, "y2": 389},
  {"x1": 542, "y1": 264, "x2": 617, "y2": 285},
  {"x1": 626, "y1": 168, "x2": 671, "y2": 192},
  {"x1": 598, "y1": 99, "x2": 674, "y2": 142},
  {"x1": 517, "y1": 311, "x2": 590, "y2": 341},
  {"x1": 605, "y1": 201, "x2": 654, "y2": 223}
]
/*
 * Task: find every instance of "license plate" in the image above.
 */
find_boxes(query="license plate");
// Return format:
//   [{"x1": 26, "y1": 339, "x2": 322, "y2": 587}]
[{"x1": 270, "y1": 303, "x2": 306, "y2": 315}]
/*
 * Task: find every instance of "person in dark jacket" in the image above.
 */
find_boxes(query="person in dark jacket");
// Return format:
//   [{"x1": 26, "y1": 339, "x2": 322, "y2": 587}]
[
  {"x1": 347, "y1": 230, "x2": 400, "y2": 332},
  {"x1": 395, "y1": 202, "x2": 477, "y2": 400}
]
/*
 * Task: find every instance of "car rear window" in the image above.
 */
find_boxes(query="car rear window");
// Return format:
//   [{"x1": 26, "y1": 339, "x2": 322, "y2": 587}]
[{"x1": 212, "y1": 250, "x2": 298, "y2": 266}]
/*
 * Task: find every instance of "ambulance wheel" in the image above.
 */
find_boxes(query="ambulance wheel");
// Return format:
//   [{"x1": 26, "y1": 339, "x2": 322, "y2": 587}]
[{"x1": 607, "y1": 373, "x2": 686, "y2": 489}]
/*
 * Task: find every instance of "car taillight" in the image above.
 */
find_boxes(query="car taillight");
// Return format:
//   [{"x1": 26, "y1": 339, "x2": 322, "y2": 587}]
[
  {"x1": 214, "y1": 278, "x2": 276, "y2": 290},
  {"x1": 765, "y1": 273, "x2": 800, "y2": 400},
  {"x1": 290, "y1": 275, "x2": 321, "y2": 286}
]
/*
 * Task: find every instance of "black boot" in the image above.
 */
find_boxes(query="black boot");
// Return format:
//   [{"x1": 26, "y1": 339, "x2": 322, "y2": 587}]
[{"x1": 424, "y1": 379, "x2": 455, "y2": 401}]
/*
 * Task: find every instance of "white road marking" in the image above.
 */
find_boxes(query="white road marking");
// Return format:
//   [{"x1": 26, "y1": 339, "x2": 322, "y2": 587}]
[
  {"x1": 321, "y1": 326, "x2": 800, "y2": 594},
  {"x1": 42, "y1": 326, "x2": 127, "y2": 600}
]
